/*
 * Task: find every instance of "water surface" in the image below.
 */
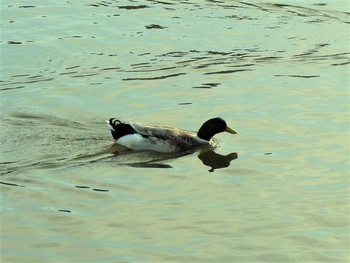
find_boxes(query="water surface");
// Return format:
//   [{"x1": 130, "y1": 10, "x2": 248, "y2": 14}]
[{"x1": 1, "y1": 0, "x2": 349, "y2": 262}]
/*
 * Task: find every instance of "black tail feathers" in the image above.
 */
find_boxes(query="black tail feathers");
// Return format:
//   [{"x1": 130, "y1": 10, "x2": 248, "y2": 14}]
[{"x1": 107, "y1": 118, "x2": 136, "y2": 140}]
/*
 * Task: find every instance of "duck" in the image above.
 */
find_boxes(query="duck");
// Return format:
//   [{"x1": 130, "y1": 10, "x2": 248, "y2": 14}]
[{"x1": 106, "y1": 117, "x2": 237, "y2": 153}]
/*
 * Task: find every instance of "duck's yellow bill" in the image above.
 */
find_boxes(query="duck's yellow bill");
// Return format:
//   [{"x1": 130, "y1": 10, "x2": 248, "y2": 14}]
[{"x1": 225, "y1": 126, "x2": 238, "y2": 134}]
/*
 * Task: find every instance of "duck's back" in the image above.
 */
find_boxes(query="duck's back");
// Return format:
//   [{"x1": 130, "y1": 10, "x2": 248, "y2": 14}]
[{"x1": 131, "y1": 122, "x2": 210, "y2": 152}]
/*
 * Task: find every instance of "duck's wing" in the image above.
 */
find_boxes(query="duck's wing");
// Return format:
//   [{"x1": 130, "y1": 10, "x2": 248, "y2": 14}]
[
  {"x1": 131, "y1": 122, "x2": 204, "y2": 152},
  {"x1": 130, "y1": 122, "x2": 189, "y2": 140}
]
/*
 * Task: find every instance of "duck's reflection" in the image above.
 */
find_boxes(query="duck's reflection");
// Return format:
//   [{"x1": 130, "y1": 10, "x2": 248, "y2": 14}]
[
  {"x1": 198, "y1": 150, "x2": 238, "y2": 172},
  {"x1": 107, "y1": 143, "x2": 237, "y2": 171},
  {"x1": 107, "y1": 143, "x2": 177, "y2": 168}
]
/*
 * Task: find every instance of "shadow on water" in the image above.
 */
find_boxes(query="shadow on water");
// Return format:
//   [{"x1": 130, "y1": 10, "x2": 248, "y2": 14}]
[
  {"x1": 198, "y1": 150, "x2": 238, "y2": 172},
  {"x1": 0, "y1": 112, "x2": 238, "y2": 176},
  {"x1": 107, "y1": 143, "x2": 238, "y2": 171}
]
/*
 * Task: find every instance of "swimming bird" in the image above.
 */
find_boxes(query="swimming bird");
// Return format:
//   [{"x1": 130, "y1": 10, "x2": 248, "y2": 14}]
[{"x1": 107, "y1": 117, "x2": 237, "y2": 153}]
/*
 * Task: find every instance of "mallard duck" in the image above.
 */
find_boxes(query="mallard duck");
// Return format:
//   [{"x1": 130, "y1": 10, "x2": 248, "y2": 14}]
[{"x1": 107, "y1": 117, "x2": 237, "y2": 153}]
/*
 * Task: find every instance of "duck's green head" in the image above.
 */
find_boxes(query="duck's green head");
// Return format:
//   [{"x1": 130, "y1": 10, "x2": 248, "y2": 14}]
[{"x1": 197, "y1": 117, "x2": 237, "y2": 141}]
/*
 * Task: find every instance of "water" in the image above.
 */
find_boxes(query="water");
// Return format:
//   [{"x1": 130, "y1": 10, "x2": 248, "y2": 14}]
[{"x1": 1, "y1": 0, "x2": 349, "y2": 262}]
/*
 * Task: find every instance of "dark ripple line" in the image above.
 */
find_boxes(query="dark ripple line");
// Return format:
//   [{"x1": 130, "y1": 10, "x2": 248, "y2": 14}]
[
  {"x1": 70, "y1": 73, "x2": 100, "y2": 78},
  {"x1": 5, "y1": 78, "x2": 54, "y2": 84},
  {"x1": 176, "y1": 59, "x2": 198, "y2": 65},
  {"x1": 93, "y1": 188, "x2": 109, "y2": 192},
  {"x1": 118, "y1": 5, "x2": 149, "y2": 9},
  {"x1": 0, "y1": 161, "x2": 19, "y2": 164},
  {"x1": 254, "y1": 56, "x2": 283, "y2": 61},
  {"x1": 331, "y1": 61, "x2": 350, "y2": 66},
  {"x1": 130, "y1": 62, "x2": 151, "y2": 67},
  {"x1": 239, "y1": 1, "x2": 271, "y2": 12},
  {"x1": 101, "y1": 67, "x2": 122, "y2": 71},
  {"x1": 204, "y1": 69, "x2": 252, "y2": 75},
  {"x1": 58, "y1": 209, "x2": 71, "y2": 213},
  {"x1": 126, "y1": 66, "x2": 177, "y2": 72},
  {"x1": 59, "y1": 71, "x2": 78, "y2": 75},
  {"x1": 0, "y1": 181, "x2": 26, "y2": 187},
  {"x1": 65, "y1": 65, "x2": 79, "y2": 70},
  {"x1": 0, "y1": 86, "x2": 25, "y2": 91},
  {"x1": 122, "y1": 72, "x2": 186, "y2": 81},
  {"x1": 11, "y1": 74, "x2": 31, "y2": 77},
  {"x1": 153, "y1": 0, "x2": 175, "y2": 5},
  {"x1": 274, "y1": 74, "x2": 320, "y2": 78},
  {"x1": 194, "y1": 62, "x2": 227, "y2": 69},
  {"x1": 75, "y1": 185, "x2": 91, "y2": 189},
  {"x1": 309, "y1": 52, "x2": 350, "y2": 58},
  {"x1": 229, "y1": 63, "x2": 255, "y2": 67},
  {"x1": 159, "y1": 51, "x2": 189, "y2": 57}
]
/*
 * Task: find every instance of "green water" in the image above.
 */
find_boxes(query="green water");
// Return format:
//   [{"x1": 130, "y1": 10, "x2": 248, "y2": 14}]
[{"x1": 1, "y1": 0, "x2": 349, "y2": 262}]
